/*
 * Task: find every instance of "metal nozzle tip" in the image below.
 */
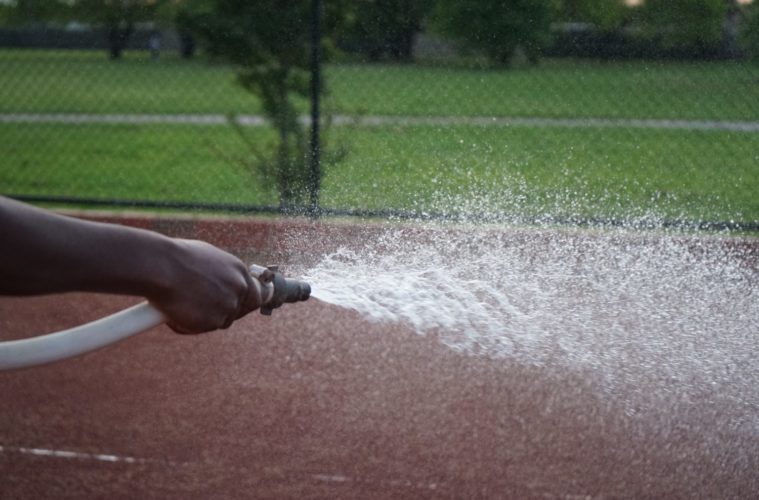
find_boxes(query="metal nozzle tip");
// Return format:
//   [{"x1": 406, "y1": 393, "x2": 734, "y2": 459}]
[{"x1": 281, "y1": 278, "x2": 311, "y2": 304}]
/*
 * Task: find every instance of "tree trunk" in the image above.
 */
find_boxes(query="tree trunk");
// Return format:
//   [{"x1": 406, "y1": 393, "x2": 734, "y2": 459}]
[{"x1": 107, "y1": 23, "x2": 133, "y2": 60}]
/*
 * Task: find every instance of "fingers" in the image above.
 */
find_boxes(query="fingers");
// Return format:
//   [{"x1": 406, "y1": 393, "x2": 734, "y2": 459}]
[
  {"x1": 152, "y1": 239, "x2": 265, "y2": 334},
  {"x1": 166, "y1": 321, "x2": 193, "y2": 335},
  {"x1": 166, "y1": 265, "x2": 259, "y2": 334},
  {"x1": 238, "y1": 271, "x2": 263, "y2": 319}
]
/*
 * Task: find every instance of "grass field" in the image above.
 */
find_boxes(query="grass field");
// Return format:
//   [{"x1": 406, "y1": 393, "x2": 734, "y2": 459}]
[
  {"x1": 1, "y1": 49, "x2": 758, "y2": 227},
  {"x1": 0, "y1": 123, "x2": 275, "y2": 204},
  {"x1": 328, "y1": 61, "x2": 759, "y2": 121},
  {"x1": 3, "y1": 122, "x2": 756, "y2": 223},
  {"x1": 0, "y1": 50, "x2": 259, "y2": 114},
  {"x1": 325, "y1": 125, "x2": 759, "y2": 223},
  {"x1": 1, "y1": 50, "x2": 758, "y2": 120}
]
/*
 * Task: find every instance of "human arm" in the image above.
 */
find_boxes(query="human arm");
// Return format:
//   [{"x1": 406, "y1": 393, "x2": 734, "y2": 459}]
[{"x1": 0, "y1": 196, "x2": 261, "y2": 334}]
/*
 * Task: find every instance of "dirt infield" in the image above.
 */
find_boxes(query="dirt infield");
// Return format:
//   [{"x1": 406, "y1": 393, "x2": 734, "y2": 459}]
[{"x1": 2, "y1": 214, "x2": 758, "y2": 499}]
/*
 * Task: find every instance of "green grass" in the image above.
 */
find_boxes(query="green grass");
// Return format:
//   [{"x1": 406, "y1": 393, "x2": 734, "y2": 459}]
[
  {"x1": 3, "y1": 122, "x2": 757, "y2": 223},
  {"x1": 1, "y1": 50, "x2": 758, "y2": 120},
  {"x1": 0, "y1": 50, "x2": 262, "y2": 114},
  {"x1": 0, "y1": 123, "x2": 278, "y2": 205},
  {"x1": 1, "y1": 49, "x2": 757, "y2": 227},
  {"x1": 328, "y1": 60, "x2": 759, "y2": 121},
  {"x1": 324, "y1": 125, "x2": 759, "y2": 223}
]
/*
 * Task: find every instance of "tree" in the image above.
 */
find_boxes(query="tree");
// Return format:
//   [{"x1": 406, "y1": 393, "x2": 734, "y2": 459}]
[
  {"x1": 639, "y1": 0, "x2": 727, "y2": 54},
  {"x1": 557, "y1": 0, "x2": 628, "y2": 32},
  {"x1": 153, "y1": 0, "x2": 198, "y2": 58},
  {"x1": 432, "y1": 0, "x2": 557, "y2": 65},
  {"x1": 181, "y1": 0, "x2": 347, "y2": 212},
  {"x1": 67, "y1": 0, "x2": 165, "y2": 59},
  {"x1": 341, "y1": 0, "x2": 435, "y2": 61},
  {"x1": 0, "y1": 0, "x2": 68, "y2": 26},
  {"x1": 0, "y1": 1, "x2": 159, "y2": 59},
  {"x1": 739, "y1": 1, "x2": 759, "y2": 60}
]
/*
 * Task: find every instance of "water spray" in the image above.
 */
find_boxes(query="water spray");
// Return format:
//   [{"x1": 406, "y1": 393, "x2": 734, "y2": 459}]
[{"x1": 0, "y1": 265, "x2": 310, "y2": 371}]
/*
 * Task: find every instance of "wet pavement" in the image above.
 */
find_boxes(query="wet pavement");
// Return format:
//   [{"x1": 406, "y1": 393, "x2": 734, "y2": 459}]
[
  {"x1": 2, "y1": 290, "x2": 759, "y2": 499},
  {"x1": 2, "y1": 216, "x2": 758, "y2": 499}
]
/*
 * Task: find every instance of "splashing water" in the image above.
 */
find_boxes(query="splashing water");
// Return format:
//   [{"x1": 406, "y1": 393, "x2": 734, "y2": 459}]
[{"x1": 299, "y1": 222, "x2": 759, "y2": 424}]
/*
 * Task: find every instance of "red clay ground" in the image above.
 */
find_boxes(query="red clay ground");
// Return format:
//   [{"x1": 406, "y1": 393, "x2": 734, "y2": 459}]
[{"x1": 2, "y1": 214, "x2": 758, "y2": 499}]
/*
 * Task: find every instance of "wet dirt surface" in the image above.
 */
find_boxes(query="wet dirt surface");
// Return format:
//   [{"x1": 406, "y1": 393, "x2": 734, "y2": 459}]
[{"x1": 2, "y1": 216, "x2": 759, "y2": 499}]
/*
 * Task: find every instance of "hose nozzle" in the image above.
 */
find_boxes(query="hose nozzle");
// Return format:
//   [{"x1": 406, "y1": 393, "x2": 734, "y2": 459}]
[{"x1": 249, "y1": 264, "x2": 311, "y2": 315}]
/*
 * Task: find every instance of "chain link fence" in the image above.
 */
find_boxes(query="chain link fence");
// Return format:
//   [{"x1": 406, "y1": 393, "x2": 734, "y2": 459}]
[{"x1": 1, "y1": 3, "x2": 758, "y2": 231}]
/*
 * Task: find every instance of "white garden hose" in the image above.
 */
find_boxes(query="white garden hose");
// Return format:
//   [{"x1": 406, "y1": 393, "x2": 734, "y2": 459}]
[
  {"x1": 0, "y1": 302, "x2": 165, "y2": 371},
  {"x1": 0, "y1": 265, "x2": 310, "y2": 371}
]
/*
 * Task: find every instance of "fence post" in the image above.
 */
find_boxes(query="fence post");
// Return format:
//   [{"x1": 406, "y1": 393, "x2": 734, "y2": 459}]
[{"x1": 308, "y1": 0, "x2": 322, "y2": 218}]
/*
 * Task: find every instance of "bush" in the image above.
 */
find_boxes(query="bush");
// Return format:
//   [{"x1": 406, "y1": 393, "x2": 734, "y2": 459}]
[
  {"x1": 557, "y1": 0, "x2": 629, "y2": 32},
  {"x1": 339, "y1": 0, "x2": 434, "y2": 62},
  {"x1": 432, "y1": 0, "x2": 555, "y2": 66},
  {"x1": 639, "y1": 0, "x2": 726, "y2": 55}
]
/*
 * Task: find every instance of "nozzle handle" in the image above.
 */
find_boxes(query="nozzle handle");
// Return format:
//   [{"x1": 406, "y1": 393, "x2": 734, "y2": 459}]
[{"x1": 250, "y1": 265, "x2": 311, "y2": 315}]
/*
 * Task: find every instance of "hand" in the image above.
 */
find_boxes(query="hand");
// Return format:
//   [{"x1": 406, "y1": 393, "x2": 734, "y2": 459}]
[
  {"x1": 147, "y1": 239, "x2": 262, "y2": 334},
  {"x1": 0, "y1": 197, "x2": 264, "y2": 334}
]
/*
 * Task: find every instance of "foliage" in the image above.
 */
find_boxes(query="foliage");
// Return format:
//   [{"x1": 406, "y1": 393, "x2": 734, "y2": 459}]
[
  {"x1": 181, "y1": 0, "x2": 347, "y2": 212},
  {"x1": 156, "y1": 0, "x2": 198, "y2": 58},
  {"x1": 0, "y1": 0, "x2": 70, "y2": 27},
  {"x1": 0, "y1": 1, "x2": 165, "y2": 59},
  {"x1": 638, "y1": 0, "x2": 727, "y2": 53},
  {"x1": 65, "y1": 0, "x2": 164, "y2": 59},
  {"x1": 431, "y1": 0, "x2": 557, "y2": 66},
  {"x1": 340, "y1": 0, "x2": 434, "y2": 61},
  {"x1": 0, "y1": 0, "x2": 67, "y2": 25},
  {"x1": 740, "y1": 2, "x2": 759, "y2": 61},
  {"x1": 556, "y1": 0, "x2": 629, "y2": 32}
]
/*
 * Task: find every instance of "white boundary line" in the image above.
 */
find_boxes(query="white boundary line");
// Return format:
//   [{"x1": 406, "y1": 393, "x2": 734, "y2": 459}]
[
  {"x1": 1, "y1": 443, "x2": 443, "y2": 491},
  {"x1": 1, "y1": 113, "x2": 758, "y2": 132},
  {"x1": 0, "y1": 444, "x2": 159, "y2": 465}
]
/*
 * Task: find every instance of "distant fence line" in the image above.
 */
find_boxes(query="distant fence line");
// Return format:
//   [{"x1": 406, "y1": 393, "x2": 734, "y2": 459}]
[
  {"x1": 9, "y1": 194, "x2": 759, "y2": 234},
  {"x1": 0, "y1": 26, "x2": 748, "y2": 61},
  {"x1": 0, "y1": 27, "x2": 182, "y2": 52}
]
